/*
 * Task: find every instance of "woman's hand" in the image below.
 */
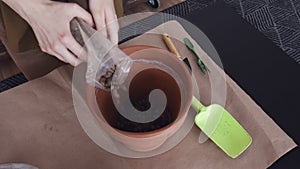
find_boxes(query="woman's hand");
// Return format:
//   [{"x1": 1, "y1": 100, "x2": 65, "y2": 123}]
[
  {"x1": 3, "y1": 0, "x2": 94, "y2": 66},
  {"x1": 89, "y1": 0, "x2": 119, "y2": 45}
]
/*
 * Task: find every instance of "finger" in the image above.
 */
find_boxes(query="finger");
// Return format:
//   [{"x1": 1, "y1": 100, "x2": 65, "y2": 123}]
[
  {"x1": 38, "y1": 40, "x2": 67, "y2": 63},
  {"x1": 61, "y1": 33, "x2": 88, "y2": 61},
  {"x1": 54, "y1": 43, "x2": 82, "y2": 66},
  {"x1": 34, "y1": 30, "x2": 53, "y2": 54},
  {"x1": 71, "y1": 3, "x2": 94, "y2": 27},
  {"x1": 38, "y1": 34, "x2": 68, "y2": 63},
  {"x1": 105, "y1": 11, "x2": 119, "y2": 45},
  {"x1": 93, "y1": 12, "x2": 108, "y2": 38}
]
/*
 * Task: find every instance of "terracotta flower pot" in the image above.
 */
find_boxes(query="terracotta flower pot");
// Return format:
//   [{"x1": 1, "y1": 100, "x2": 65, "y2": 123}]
[{"x1": 86, "y1": 45, "x2": 193, "y2": 152}]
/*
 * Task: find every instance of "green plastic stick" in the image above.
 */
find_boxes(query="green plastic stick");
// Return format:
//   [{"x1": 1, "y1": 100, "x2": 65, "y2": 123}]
[{"x1": 184, "y1": 38, "x2": 209, "y2": 74}]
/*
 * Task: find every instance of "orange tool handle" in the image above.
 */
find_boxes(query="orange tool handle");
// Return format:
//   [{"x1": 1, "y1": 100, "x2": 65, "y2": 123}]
[{"x1": 162, "y1": 33, "x2": 180, "y2": 58}]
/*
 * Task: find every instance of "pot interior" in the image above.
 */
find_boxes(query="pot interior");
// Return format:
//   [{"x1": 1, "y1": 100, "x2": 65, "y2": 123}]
[{"x1": 96, "y1": 67, "x2": 181, "y2": 133}]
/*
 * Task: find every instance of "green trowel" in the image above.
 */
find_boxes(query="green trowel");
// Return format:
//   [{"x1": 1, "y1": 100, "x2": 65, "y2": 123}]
[{"x1": 192, "y1": 96, "x2": 252, "y2": 158}]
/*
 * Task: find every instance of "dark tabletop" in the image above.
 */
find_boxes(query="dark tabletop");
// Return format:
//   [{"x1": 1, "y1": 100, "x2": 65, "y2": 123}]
[{"x1": 182, "y1": 1, "x2": 300, "y2": 168}]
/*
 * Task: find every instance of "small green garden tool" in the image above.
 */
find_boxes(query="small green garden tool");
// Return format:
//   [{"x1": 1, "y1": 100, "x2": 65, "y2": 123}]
[
  {"x1": 192, "y1": 96, "x2": 252, "y2": 158},
  {"x1": 184, "y1": 38, "x2": 209, "y2": 74}
]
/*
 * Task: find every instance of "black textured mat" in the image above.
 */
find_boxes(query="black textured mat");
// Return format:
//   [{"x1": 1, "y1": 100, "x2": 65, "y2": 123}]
[
  {"x1": 165, "y1": 0, "x2": 300, "y2": 63},
  {"x1": 0, "y1": 73, "x2": 27, "y2": 93},
  {"x1": 183, "y1": 2, "x2": 300, "y2": 169}
]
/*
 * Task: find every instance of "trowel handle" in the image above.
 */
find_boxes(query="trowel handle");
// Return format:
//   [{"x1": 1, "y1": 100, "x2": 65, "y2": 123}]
[
  {"x1": 70, "y1": 17, "x2": 96, "y2": 47},
  {"x1": 192, "y1": 96, "x2": 205, "y2": 113},
  {"x1": 162, "y1": 33, "x2": 181, "y2": 58}
]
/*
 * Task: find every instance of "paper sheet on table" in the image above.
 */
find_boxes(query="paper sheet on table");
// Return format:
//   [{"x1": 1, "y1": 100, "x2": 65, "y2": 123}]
[{"x1": 0, "y1": 21, "x2": 296, "y2": 169}]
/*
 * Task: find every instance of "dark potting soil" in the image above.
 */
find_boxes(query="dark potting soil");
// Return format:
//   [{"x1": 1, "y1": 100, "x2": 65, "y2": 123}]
[
  {"x1": 98, "y1": 65, "x2": 116, "y2": 89},
  {"x1": 113, "y1": 98, "x2": 174, "y2": 132}
]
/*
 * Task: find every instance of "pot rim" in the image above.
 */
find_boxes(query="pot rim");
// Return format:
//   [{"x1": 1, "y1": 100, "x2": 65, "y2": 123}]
[{"x1": 86, "y1": 45, "x2": 193, "y2": 139}]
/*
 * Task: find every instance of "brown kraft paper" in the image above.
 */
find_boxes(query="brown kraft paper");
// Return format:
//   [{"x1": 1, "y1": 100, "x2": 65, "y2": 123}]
[{"x1": 0, "y1": 21, "x2": 296, "y2": 169}]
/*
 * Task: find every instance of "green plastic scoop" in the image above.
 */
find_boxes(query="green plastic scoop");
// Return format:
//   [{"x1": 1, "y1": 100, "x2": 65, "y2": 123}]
[{"x1": 192, "y1": 96, "x2": 252, "y2": 158}]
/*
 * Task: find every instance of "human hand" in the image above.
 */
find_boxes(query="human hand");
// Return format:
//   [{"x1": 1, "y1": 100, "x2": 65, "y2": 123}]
[
  {"x1": 89, "y1": 0, "x2": 119, "y2": 45},
  {"x1": 3, "y1": 0, "x2": 94, "y2": 66}
]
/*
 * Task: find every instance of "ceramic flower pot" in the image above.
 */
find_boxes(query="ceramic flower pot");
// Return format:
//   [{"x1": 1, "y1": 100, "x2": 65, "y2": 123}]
[{"x1": 86, "y1": 45, "x2": 193, "y2": 152}]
